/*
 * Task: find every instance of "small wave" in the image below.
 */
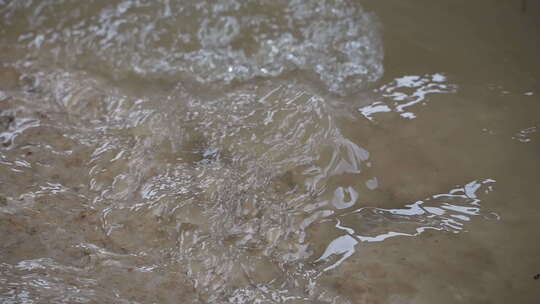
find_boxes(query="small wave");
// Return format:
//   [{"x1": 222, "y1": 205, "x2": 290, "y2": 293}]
[{"x1": 1, "y1": 0, "x2": 383, "y2": 96}]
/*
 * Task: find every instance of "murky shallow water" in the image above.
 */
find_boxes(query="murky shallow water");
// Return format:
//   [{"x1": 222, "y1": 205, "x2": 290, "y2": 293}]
[{"x1": 1, "y1": 0, "x2": 539, "y2": 303}]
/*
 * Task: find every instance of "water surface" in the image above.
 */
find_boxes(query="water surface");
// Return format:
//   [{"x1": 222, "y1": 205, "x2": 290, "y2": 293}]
[{"x1": 1, "y1": 0, "x2": 539, "y2": 303}]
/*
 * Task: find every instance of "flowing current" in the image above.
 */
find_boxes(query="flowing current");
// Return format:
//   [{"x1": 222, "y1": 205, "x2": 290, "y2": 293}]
[{"x1": 1, "y1": 0, "x2": 540, "y2": 303}]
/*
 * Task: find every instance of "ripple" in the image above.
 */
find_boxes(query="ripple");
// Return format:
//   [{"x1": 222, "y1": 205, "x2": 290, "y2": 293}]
[{"x1": 0, "y1": 67, "x2": 500, "y2": 302}]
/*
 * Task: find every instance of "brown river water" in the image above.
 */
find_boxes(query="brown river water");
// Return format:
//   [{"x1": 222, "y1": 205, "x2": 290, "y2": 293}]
[{"x1": 1, "y1": 0, "x2": 539, "y2": 303}]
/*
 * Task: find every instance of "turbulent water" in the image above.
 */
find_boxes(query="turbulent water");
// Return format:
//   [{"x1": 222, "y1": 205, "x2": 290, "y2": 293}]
[
  {"x1": 0, "y1": 0, "x2": 383, "y2": 95},
  {"x1": 1, "y1": 0, "x2": 540, "y2": 303}
]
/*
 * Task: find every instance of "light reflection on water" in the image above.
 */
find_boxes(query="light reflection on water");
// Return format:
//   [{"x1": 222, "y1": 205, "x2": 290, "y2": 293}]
[
  {"x1": 359, "y1": 73, "x2": 457, "y2": 121},
  {"x1": 1, "y1": 0, "x2": 540, "y2": 303},
  {"x1": 317, "y1": 179, "x2": 496, "y2": 272}
]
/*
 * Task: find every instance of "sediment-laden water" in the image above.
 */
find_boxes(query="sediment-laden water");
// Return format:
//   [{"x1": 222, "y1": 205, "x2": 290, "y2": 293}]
[{"x1": 1, "y1": 0, "x2": 539, "y2": 303}]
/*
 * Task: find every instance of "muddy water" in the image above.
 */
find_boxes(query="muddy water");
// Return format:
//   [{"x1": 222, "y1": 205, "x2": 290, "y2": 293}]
[{"x1": 1, "y1": 0, "x2": 539, "y2": 303}]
